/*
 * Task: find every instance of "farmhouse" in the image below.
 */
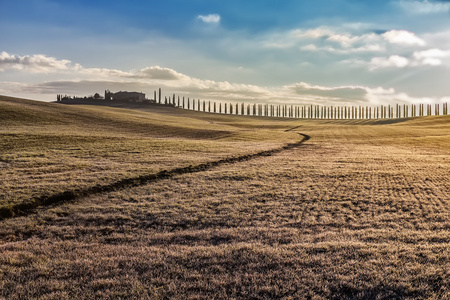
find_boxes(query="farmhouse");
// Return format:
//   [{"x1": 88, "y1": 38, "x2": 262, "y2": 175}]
[{"x1": 105, "y1": 90, "x2": 146, "y2": 102}]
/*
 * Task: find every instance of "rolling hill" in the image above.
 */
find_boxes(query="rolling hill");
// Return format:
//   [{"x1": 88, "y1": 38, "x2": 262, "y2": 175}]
[{"x1": 0, "y1": 95, "x2": 449, "y2": 299}]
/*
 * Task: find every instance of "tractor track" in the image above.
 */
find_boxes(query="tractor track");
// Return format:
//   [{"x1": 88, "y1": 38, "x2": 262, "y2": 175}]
[{"x1": 0, "y1": 132, "x2": 310, "y2": 220}]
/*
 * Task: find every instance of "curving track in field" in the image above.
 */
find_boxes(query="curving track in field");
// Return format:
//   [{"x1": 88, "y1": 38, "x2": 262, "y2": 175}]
[{"x1": 0, "y1": 131, "x2": 310, "y2": 220}]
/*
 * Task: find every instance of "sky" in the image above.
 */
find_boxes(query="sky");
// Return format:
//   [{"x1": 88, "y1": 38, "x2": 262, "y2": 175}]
[{"x1": 1, "y1": 0, "x2": 450, "y2": 106}]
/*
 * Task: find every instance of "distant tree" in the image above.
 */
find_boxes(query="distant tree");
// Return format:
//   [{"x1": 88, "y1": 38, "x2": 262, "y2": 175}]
[{"x1": 93, "y1": 93, "x2": 102, "y2": 99}]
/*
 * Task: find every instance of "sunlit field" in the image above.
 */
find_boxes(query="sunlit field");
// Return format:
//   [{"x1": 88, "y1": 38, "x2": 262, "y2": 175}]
[
  {"x1": 0, "y1": 96, "x2": 449, "y2": 299},
  {"x1": 0, "y1": 96, "x2": 300, "y2": 213}
]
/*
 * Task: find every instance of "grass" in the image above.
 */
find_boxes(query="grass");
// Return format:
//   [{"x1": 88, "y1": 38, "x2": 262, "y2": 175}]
[
  {"x1": 0, "y1": 95, "x2": 449, "y2": 299},
  {"x1": 0, "y1": 96, "x2": 300, "y2": 211}
]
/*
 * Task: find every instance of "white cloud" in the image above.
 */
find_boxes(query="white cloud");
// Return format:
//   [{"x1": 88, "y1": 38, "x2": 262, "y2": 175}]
[
  {"x1": 397, "y1": 0, "x2": 450, "y2": 14},
  {"x1": 382, "y1": 30, "x2": 426, "y2": 46},
  {"x1": 0, "y1": 52, "x2": 193, "y2": 81},
  {"x1": 270, "y1": 27, "x2": 379, "y2": 48},
  {"x1": 287, "y1": 82, "x2": 368, "y2": 102},
  {"x1": 300, "y1": 44, "x2": 319, "y2": 51},
  {"x1": 264, "y1": 26, "x2": 387, "y2": 55},
  {"x1": 284, "y1": 81, "x2": 449, "y2": 105},
  {"x1": 368, "y1": 48, "x2": 450, "y2": 70},
  {"x1": 0, "y1": 51, "x2": 71, "y2": 72},
  {"x1": 290, "y1": 27, "x2": 334, "y2": 40},
  {"x1": 370, "y1": 55, "x2": 410, "y2": 70},
  {"x1": 132, "y1": 66, "x2": 189, "y2": 80},
  {"x1": 365, "y1": 86, "x2": 447, "y2": 105},
  {"x1": 327, "y1": 33, "x2": 360, "y2": 47},
  {"x1": 197, "y1": 14, "x2": 221, "y2": 24},
  {"x1": 301, "y1": 43, "x2": 384, "y2": 54},
  {"x1": 262, "y1": 27, "x2": 334, "y2": 49},
  {"x1": 78, "y1": 67, "x2": 133, "y2": 79},
  {"x1": 414, "y1": 48, "x2": 450, "y2": 59},
  {"x1": 413, "y1": 48, "x2": 450, "y2": 66},
  {"x1": 282, "y1": 81, "x2": 448, "y2": 105},
  {"x1": 326, "y1": 32, "x2": 380, "y2": 48}
]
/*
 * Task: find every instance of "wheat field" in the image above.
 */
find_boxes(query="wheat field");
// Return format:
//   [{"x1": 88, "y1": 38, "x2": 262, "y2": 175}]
[{"x1": 0, "y1": 96, "x2": 449, "y2": 299}]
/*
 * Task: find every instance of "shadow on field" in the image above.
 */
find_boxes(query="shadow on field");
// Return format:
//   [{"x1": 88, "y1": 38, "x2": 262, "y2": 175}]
[{"x1": 329, "y1": 279, "x2": 445, "y2": 300}]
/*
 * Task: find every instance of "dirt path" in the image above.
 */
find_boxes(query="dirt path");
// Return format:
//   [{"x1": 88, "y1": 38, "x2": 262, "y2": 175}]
[{"x1": 0, "y1": 131, "x2": 310, "y2": 220}]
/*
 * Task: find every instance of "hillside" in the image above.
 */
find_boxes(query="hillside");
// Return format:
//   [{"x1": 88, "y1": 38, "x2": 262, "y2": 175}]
[
  {"x1": 0, "y1": 95, "x2": 301, "y2": 213},
  {"x1": 0, "y1": 95, "x2": 449, "y2": 299}
]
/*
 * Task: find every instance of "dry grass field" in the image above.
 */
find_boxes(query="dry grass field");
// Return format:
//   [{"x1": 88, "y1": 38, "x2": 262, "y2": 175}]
[
  {"x1": 0, "y1": 96, "x2": 299, "y2": 214},
  {"x1": 0, "y1": 95, "x2": 449, "y2": 299}
]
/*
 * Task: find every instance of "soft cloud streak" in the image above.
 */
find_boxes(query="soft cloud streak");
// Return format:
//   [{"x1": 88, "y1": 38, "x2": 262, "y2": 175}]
[
  {"x1": 197, "y1": 14, "x2": 221, "y2": 24},
  {"x1": 287, "y1": 82, "x2": 368, "y2": 102},
  {"x1": 132, "y1": 66, "x2": 189, "y2": 80},
  {"x1": 413, "y1": 48, "x2": 450, "y2": 66},
  {"x1": 0, "y1": 51, "x2": 71, "y2": 72},
  {"x1": 370, "y1": 55, "x2": 410, "y2": 70},
  {"x1": 397, "y1": 0, "x2": 450, "y2": 14},
  {"x1": 369, "y1": 48, "x2": 450, "y2": 69},
  {"x1": 264, "y1": 27, "x2": 385, "y2": 52},
  {"x1": 382, "y1": 30, "x2": 426, "y2": 46}
]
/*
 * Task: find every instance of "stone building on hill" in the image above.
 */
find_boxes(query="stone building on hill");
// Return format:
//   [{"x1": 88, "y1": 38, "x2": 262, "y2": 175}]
[{"x1": 104, "y1": 90, "x2": 146, "y2": 102}]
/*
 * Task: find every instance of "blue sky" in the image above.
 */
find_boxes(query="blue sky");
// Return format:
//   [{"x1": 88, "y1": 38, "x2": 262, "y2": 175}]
[{"x1": 1, "y1": 0, "x2": 450, "y2": 105}]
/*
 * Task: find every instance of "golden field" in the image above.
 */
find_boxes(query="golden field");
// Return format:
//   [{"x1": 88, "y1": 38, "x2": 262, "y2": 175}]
[{"x1": 0, "y1": 95, "x2": 449, "y2": 299}]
